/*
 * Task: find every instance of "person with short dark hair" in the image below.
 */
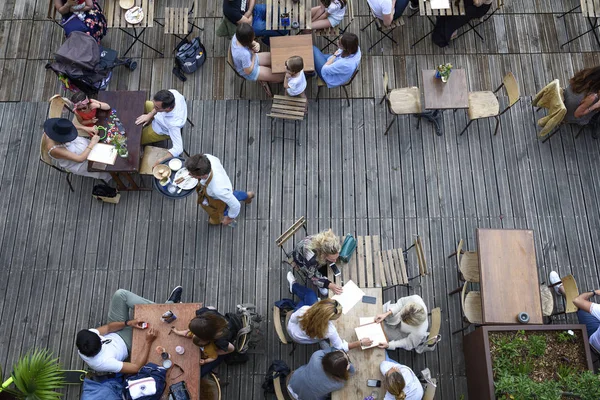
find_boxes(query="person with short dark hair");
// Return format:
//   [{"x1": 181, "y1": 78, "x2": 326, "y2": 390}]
[
  {"x1": 75, "y1": 286, "x2": 183, "y2": 374},
  {"x1": 185, "y1": 153, "x2": 254, "y2": 226},
  {"x1": 284, "y1": 56, "x2": 307, "y2": 98},
  {"x1": 287, "y1": 348, "x2": 355, "y2": 400},
  {"x1": 135, "y1": 89, "x2": 188, "y2": 165},
  {"x1": 312, "y1": 32, "x2": 361, "y2": 89},
  {"x1": 223, "y1": 0, "x2": 286, "y2": 41}
]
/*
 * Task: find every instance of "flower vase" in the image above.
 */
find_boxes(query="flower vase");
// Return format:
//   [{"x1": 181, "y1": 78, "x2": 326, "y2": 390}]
[
  {"x1": 117, "y1": 146, "x2": 128, "y2": 158},
  {"x1": 441, "y1": 73, "x2": 449, "y2": 83},
  {"x1": 435, "y1": 70, "x2": 441, "y2": 79}
]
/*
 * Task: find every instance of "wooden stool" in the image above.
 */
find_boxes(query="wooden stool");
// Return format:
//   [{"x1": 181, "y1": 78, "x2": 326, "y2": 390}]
[{"x1": 267, "y1": 95, "x2": 308, "y2": 145}]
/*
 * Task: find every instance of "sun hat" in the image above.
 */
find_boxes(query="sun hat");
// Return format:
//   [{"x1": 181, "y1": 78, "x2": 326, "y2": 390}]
[{"x1": 44, "y1": 118, "x2": 78, "y2": 143}]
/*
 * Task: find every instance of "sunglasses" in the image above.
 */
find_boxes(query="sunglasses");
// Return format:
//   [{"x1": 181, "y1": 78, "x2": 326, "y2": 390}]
[{"x1": 332, "y1": 300, "x2": 341, "y2": 314}]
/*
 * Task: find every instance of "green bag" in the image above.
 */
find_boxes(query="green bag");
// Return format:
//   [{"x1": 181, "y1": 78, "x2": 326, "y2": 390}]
[{"x1": 339, "y1": 234, "x2": 357, "y2": 263}]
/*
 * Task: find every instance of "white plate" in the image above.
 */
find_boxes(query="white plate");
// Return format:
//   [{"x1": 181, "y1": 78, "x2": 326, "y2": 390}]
[
  {"x1": 124, "y1": 6, "x2": 144, "y2": 24},
  {"x1": 168, "y1": 158, "x2": 182, "y2": 171},
  {"x1": 174, "y1": 168, "x2": 199, "y2": 190}
]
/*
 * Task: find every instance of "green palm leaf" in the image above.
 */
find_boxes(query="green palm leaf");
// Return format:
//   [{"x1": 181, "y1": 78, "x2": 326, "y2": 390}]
[{"x1": 10, "y1": 349, "x2": 64, "y2": 400}]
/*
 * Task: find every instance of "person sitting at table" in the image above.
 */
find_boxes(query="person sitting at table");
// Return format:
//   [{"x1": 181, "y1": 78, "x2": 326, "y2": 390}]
[
  {"x1": 54, "y1": 0, "x2": 107, "y2": 43},
  {"x1": 70, "y1": 92, "x2": 111, "y2": 136},
  {"x1": 311, "y1": 0, "x2": 347, "y2": 30},
  {"x1": 171, "y1": 307, "x2": 236, "y2": 377},
  {"x1": 550, "y1": 271, "x2": 600, "y2": 352},
  {"x1": 380, "y1": 356, "x2": 424, "y2": 400},
  {"x1": 135, "y1": 89, "x2": 187, "y2": 166},
  {"x1": 367, "y1": 0, "x2": 409, "y2": 27},
  {"x1": 222, "y1": 0, "x2": 287, "y2": 43},
  {"x1": 431, "y1": 0, "x2": 492, "y2": 48},
  {"x1": 230, "y1": 23, "x2": 285, "y2": 84},
  {"x1": 374, "y1": 294, "x2": 428, "y2": 351},
  {"x1": 75, "y1": 286, "x2": 183, "y2": 373},
  {"x1": 292, "y1": 229, "x2": 344, "y2": 296},
  {"x1": 312, "y1": 32, "x2": 361, "y2": 90},
  {"x1": 185, "y1": 153, "x2": 255, "y2": 226},
  {"x1": 43, "y1": 118, "x2": 111, "y2": 182},
  {"x1": 287, "y1": 347, "x2": 355, "y2": 400},
  {"x1": 562, "y1": 66, "x2": 600, "y2": 126},
  {"x1": 286, "y1": 273, "x2": 373, "y2": 351},
  {"x1": 284, "y1": 56, "x2": 308, "y2": 99}
]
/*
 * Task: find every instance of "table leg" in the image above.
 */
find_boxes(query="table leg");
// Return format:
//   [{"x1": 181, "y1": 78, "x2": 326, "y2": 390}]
[
  {"x1": 110, "y1": 172, "x2": 127, "y2": 190},
  {"x1": 120, "y1": 28, "x2": 164, "y2": 57},
  {"x1": 417, "y1": 110, "x2": 444, "y2": 136}
]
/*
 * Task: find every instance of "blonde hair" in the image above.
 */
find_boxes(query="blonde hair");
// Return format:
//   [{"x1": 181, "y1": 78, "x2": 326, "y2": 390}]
[
  {"x1": 385, "y1": 369, "x2": 406, "y2": 400},
  {"x1": 299, "y1": 299, "x2": 342, "y2": 338},
  {"x1": 400, "y1": 302, "x2": 426, "y2": 326},
  {"x1": 308, "y1": 229, "x2": 341, "y2": 265}
]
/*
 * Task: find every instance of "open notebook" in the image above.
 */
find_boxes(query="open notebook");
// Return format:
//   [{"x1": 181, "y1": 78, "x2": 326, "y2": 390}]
[
  {"x1": 331, "y1": 280, "x2": 365, "y2": 314},
  {"x1": 355, "y1": 322, "x2": 388, "y2": 350},
  {"x1": 87, "y1": 143, "x2": 117, "y2": 165}
]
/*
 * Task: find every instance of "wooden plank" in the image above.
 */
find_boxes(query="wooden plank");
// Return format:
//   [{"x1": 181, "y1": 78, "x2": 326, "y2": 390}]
[{"x1": 365, "y1": 235, "x2": 374, "y2": 287}]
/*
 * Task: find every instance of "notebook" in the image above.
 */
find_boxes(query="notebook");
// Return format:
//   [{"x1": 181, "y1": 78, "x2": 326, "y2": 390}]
[
  {"x1": 87, "y1": 143, "x2": 117, "y2": 165},
  {"x1": 430, "y1": 0, "x2": 450, "y2": 9},
  {"x1": 354, "y1": 322, "x2": 388, "y2": 350},
  {"x1": 331, "y1": 280, "x2": 365, "y2": 314}
]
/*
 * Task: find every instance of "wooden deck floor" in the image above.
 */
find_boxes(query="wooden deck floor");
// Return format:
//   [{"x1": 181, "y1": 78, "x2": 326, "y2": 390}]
[{"x1": 1, "y1": 0, "x2": 600, "y2": 399}]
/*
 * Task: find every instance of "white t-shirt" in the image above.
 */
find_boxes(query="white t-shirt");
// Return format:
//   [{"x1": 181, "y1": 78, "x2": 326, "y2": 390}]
[
  {"x1": 588, "y1": 303, "x2": 600, "y2": 351},
  {"x1": 367, "y1": 0, "x2": 393, "y2": 20},
  {"x1": 380, "y1": 361, "x2": 424, "y2": 400},
  {"x1": 199, "y1": 154, "x2": 242, "y2": 218},
  {"x1": 78, "y1": 329, "x2": 128, "y2": 373},
  {"x1": 326, "y1": 0, "x2": 347, "y2": 20},
  {"x1": 286, "y1": 71, "x2": 307, "y2": 97},
  {"x1": 151, "y1": 89, "x2": 187, "y2": 157},
  {"x1": 231, "y1": 35, "x2": 254, "y2": 75},
  {"x1": 286, "y1": 306, "x2": 349, "y2": 351}
]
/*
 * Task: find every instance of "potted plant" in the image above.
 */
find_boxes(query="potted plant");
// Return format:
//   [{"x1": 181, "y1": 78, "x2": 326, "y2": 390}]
[
  {"x1": 435, "y1": 63, "x2": 453, "y2": 83},
  {"x1": 0, "y1": 349, "x2": 65, "y2": 400},
  {"x1": 112, "y1": 133, "x2": 128, "y2": 158}
]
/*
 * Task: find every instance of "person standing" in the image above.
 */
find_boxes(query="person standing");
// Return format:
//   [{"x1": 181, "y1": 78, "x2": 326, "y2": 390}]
[{"x1": 185, "y1": 153, "x2": 255, "y2": 226}]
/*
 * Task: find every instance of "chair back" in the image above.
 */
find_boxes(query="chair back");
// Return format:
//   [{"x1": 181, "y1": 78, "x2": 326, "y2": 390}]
[
  {"x1": 460, "y1": 283, "x2": 468, "y2": 313},
  {"x1": 47, "y1": 0, "x2": 57, "y2": 20},
  {"x1": 200, "y1": 372, "x2": 222, "y2": 400},
  {"x1": 227, "y1": 45, "x2": 244, "y2": 79},
  {"x1": 275, "y1": 217, "x2": 307, "y2": 249},
  {"x1": 48, "y1": 94, "x2": 70, "y2": 119},
  {"x1": 422, "y1": 378, "x2": 437, "y2": 400},
  {"x1": 347, "y1": 0, "x2": 355, "y2": 22},
  {"x1": 40, "y1": 134, "x2": 54, "y2": 167},
  {"x1": 502, "y1": 72, "x2": 520, "y2": 107},
  {"x1": 428, "y1": 307, "x2": 441, "y2": 341},
  {"x1": 343, "y1": 68, "x2": 360, "y2": 87},
  {"x1": 415, "y1": 235, "x2": 427, "y2": 276},
  {"x1": 561, "y1": 274, "x2": 579, "y2": 314},
  {"x1": 383, "y1": 72, "x2": 391, "y2": 99},
  {"x1": 455, "y1": 239, "x2": 464, "y2": 268}
]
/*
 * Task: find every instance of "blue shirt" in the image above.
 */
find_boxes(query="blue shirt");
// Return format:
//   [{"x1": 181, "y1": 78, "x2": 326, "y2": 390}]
[{"x1": 321, "y1": 48, "x2": 362, "y2": 88}]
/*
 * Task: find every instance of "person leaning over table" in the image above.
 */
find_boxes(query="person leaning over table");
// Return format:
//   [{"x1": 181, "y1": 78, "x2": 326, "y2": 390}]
[
  {"x1": 312, "y1": 32, "x2": 361, "y2": 90},
  {"x1": 43, "y1": 117, "x2": 111, "y2": 182},
  {"x1": 374, "y1": 294, "x2": 428, "y2": 351},
  {"x1": 75, "y1": 286, "x2": 183, "y2": 374},
  {"x1": 185, "y1": 153, "x2": 255, "y2": 226},
  {"x1": 231, "y1": 23, "x2": 285, "y2": 84},
  {"x1": 135, "y1": 89, "x2": 187, "y2": 166},
  {"x1": 367, "y1": 0, "x2": 411, "y2": 27}
]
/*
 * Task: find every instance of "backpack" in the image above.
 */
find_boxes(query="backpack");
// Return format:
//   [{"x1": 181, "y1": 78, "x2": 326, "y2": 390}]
[
  {"x1": 262, "y1": 360, "x2": 290, "y2": 396},
  {"x1": 82, "y1": 375, "x2": 124, "y2": 400},
  {"x1": 123, "y1": 363, "x2": 167, "y2": 400},
  {"x1": 174, "y1": 37, "x2": 206, "y2": 76},
  {"x1": 92, "y1": 184, "x2": 118, "y2": 198},
  {"x1": 222, "y1": 303, "x2": 264, "y2": 365}
]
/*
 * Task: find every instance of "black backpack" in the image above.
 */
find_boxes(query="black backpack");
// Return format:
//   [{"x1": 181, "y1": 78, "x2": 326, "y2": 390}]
[
  {"x1": 223, "y1": 303, "x2": 264, "y2": 365},
  {"x1": 173, "y1": 37, "x2": 206, "y2": 81},
  {"x1": 262, "y1": 360, "x2": 290, "y2": 396},
  {"x1": 92, "y1": 184, "x2": 118, "y2": 198}
]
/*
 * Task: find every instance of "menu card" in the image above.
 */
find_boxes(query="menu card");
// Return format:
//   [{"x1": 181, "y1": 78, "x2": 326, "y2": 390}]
[{"x1": 87, "y1": 143, "x2": 117, "y2": 165}]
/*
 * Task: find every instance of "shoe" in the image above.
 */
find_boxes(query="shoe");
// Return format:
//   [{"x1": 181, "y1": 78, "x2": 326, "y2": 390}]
[
  {"x1": 549, "y1": 271, "x2": 563, "y2": 295},
  {"x1": 167, "y1": 286, "x2": 183, "y2": 303},
  {"x1": 319, "y1": 287, "x2": 329, "y2": 297},
  {"x1": 287, "y1": 271, "x2": 296, "y2": 294},
  {"x1": 244, "y1": 192, "x2": 255, "y2": 204}
]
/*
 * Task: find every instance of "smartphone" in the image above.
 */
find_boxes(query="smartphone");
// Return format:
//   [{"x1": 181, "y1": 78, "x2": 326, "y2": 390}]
[
  {"x1": 362, "y1": 295, "x2": 377, "y2": 304},
  {"x1": 367, "y1": 379, "x2": 381, "y2": 387},
  {"x1": 329, "y1": 263, "x2": 341, "y2": 276}
]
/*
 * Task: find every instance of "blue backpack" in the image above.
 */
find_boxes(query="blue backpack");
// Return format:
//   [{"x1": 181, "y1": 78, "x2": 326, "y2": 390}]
[
  {"x1": 124, "y1": 363, "x2": 167, "y2": 400},
  {"x1": 82, "y1": 375, "x2": 125, "y2": 400}
]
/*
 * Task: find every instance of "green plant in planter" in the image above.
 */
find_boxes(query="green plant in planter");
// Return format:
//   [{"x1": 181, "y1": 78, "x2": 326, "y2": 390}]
[
  {"x1": 562, "y1": 370, "x2": 600, "y2": 400},
  {"x1": 0, "y1": 349, "x2": 64, "y2": 400},
  {"x1": 556, "y1": 330, "x2": 576, "y2": 343},
  {"x1": 527, "y1": 334, "x2": 546, "y2": 357}
]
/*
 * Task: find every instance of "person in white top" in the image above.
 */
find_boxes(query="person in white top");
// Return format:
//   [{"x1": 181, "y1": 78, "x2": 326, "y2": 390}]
[
  {"x1": 311, "y1": 0, "x2": 347, "y2": 29},
  {"x1": 550, "y1": 271, "x2": 600, "y2": 352},
  {"x1": 374, "y1": 295, "x2": 428, "y2": 351},
  {"x1": 135, "y1": 89, "x2": 187, "y2": 165},
  {"x1": 185, "y1": 153, "x2": 255, "y2": 226},
  {"x1": 284, "y1": 56, "x2": 307, "y2": 99},
  {"x1": 380, "y1": 358, "x2": 424, "y2": 400},
  {"x1": 75, "y1": 287, "x2": 182, "y2": 374},
  {"x1": 367, "y1": 0, "x2": 410, "y2": 27}
]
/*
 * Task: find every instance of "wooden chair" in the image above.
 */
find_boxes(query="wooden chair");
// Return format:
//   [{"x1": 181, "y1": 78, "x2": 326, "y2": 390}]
[
  {"x1": 540, "y1": 284, "x2": 555, "y2": 318},
  {"x1": 267, "y1": 96, "x2": 308, "y2": 146},
  {"x1": 48, "y1": 95, "x2": 89, "y2": 137},
  {"x1": 361, "y1": 8, "x2": 405, "y2": 52},
  {"x1": 422, "y1": 378, "x2": 437, "y2": 400},
  {"x1": 273, "y1": 372, "x2": 293, "y2": 400},
  {"x1": 549, "y1": 274, "x2": 579, "y2": 315},
  {"x1": 381, "y1": 72, "x2": 422, "y2": 135},
  {"x1": 315, "y1": 68, "x2": 360, "y2": 107},
  {"x1": 158, "y1": 0, "x2": 201, "y2": 38},
  {"x1": 47, "y1": 0, "x2": 62, "y2": 26},
  {"x1": 227, "y1": 46, "x2": 272, "y2": 98},
  {"x1": 200, "y1": 372, "x2": 222, "y2": 400},
  {"x1": 415, "y1": 308, "x2": 442, "y2": 353},
  {"x1": 459, "y1": 72, "x2": 520, "y2": 136},
  {"x1": 273, "y1": 306, "x2": 297, "y2": 355},
  {"x1": 276, "y1": 217, "x2": 308, "y2": 281},
  {"x1": 448, "y1": 239, "x2": 479, "y2": 295},
  {"x1": 379, "y1": 235, "x2": 427, "y2": 290},
  {"x1": 314, "y1": 0, "x2": 355, "y2": 51},
  {"x1": 452, "y1": 283, "x2": 482, "y2": 334}
]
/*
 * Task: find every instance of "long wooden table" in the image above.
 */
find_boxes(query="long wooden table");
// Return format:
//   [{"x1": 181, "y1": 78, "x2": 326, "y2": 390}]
[
  {"x1": 477, "y1": 228, "x2": 543, "y2": 324},
  {"x1": 131, "y1": 303, "x2": 202, "y2": 400},
  {"x1": 331, "y1": 287, "x2": 385, "y2": 400}
]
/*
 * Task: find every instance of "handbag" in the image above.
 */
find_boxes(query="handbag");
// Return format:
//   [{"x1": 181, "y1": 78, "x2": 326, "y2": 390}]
[
  {"x1": 168, "y1": 381, "x2": 190, "y2": 400},
  {"x1": 175, "y1": 37, "x2": 206, "y2": 75},
  {"x1": 61, "y1": 14, "x2": 89, "y2": 37}
]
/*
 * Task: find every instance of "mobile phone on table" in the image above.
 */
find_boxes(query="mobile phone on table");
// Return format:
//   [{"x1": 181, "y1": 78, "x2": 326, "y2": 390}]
[
  {"x1": 329, "y1": 263, "x2": 341, "y2": 276},
  {"x1": 367, "y1": 379, "x2": 381, "y2": 387},
  {"x1": 362, "y1": 295, "x2": 377, "y2": 304}
]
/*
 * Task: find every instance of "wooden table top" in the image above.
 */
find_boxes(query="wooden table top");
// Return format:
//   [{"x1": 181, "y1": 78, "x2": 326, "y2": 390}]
[
  {"x1": 104, "y1": 0, "x2": 155, "y2": 28},
  {"x1": 265, "y1": 0, "x2": 311, "y2": 31},
  {"x1": 331, "y1": 287, "x2": 386, "y2": 400},
  {"x1": 132, "y1": 303, "x2": 202, "y2": 400},
  {"x1": 581, "y1": 0, "x2": 600, "y2": 18},
  {"x1": 418, "y1": 0, "x2": 465, "y2": 16},
  {"x1": 421, "y1": 69, "x2": 469, "y2": 110},
  {"x1": 269, "y1": 35, "x2": 315, "y2": 74},
  {"x1": 477, "y1": 229, "x2": 543, "y2": 325},
  {"x1": 88, "y1": 90, "x2": 145, "y2": 173}
]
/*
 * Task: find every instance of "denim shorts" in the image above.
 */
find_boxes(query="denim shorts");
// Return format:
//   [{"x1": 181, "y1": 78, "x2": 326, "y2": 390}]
[
  {"x1": 241, "y1": 54, "x2": 260, "y2": 81},
  {"x1": 327, "y1": 14, "x2": 343, "y2": 27}
]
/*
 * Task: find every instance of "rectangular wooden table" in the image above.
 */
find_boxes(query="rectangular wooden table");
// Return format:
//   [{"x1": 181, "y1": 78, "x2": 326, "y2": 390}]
[
  {"x1": 88, "y1": 90, "x2": 146, "y2": 190},
  {"x1": 476, "y1": 228, "x2": 543, "y2": 325},
  {"x1": 132, "y1": 303, "x2": 202, "y2": 400},
  {"x1": 331, "y1": 287, "x2": 386, "y2": 400},
  {"x1": 265, "y1": 0, "x2": 311, "y2": 31},
  {"x1": 103, "y1": 0, "x2": 162, "y2": 56},
  {"x1": 269, "y1": 35, "x2": 315, "y2": 74}
]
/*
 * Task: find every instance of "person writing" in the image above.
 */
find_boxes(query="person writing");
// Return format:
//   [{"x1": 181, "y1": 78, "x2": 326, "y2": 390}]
[{"x1": 374, "y1": 295, "x2": 428, "y2": 351}]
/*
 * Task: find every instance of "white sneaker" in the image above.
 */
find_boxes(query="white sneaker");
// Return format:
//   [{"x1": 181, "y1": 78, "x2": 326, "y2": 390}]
[
  {"x1": 319, "y1": 287, "x2": 329, "y2": 296},
  {"x1": 287, "y1": 271, "x2": 296, "y2": 294},
  {"x1": 549, "y1": 271, "x2": 563, "y2": 295}
]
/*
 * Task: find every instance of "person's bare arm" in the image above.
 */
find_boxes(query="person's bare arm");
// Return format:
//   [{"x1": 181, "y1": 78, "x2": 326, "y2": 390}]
[
  {"x1": 135, "y1": 108, "x2": 157, "y2": 126},
  {"x1": 55, "y1": 0, "x2": 76, "y2": 14},
  {"x1": 237, "y1": 15, "x2": 253, "y2": 24},
  {"x1": 382, "y1": 12, "x2": 393, "y2": 26},
  {"x1": 49, "y1": 135, "x2": 100, "y2": 163},
  {"x1": 82, "y1": 0, "x2": 93, "y2": 11},
  {"x1": 244, "y1": 0, "x2": 256, "y2": 18},
  {"x1": 573, "y1": 290, "x2": 600, "y2": 313},
  {"x1": 574, "y1": 93, "x2": 599, "y2": 118},
  {"x1": 119, "y1": 328, "x2": 159, "y2": 373},
  {"x1": 348, "y1": 338, "x2": 373, "y2": 350}
]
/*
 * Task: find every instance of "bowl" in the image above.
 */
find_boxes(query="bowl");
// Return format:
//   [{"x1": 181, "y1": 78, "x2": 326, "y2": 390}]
[
  {"x1": 168, "y1": 158, "x2": 183, "y2": 171},
  {"x1": 119, "y1": 0, "x2": 135, "y2": 9},
  {"x1": 152, "y1": 164, "x2": 171, "y2": 180},
  {"x1": 124, "y1": 6, "x2": 144, "y2": 24}
]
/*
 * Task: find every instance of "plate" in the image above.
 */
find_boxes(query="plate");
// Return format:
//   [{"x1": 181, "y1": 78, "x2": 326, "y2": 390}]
[
  {"x1": 124, "y1": 6, "x2": 144, "y2": 24},
  {"x1": 174, "y1": 168, "x2": 199, "y2": 190},
  {"x1": 119, "y1": 0, "x2": 135, "y2": 10},
  {"x1": 168, "y1": 158, "x2": 182, "y2": 171}
]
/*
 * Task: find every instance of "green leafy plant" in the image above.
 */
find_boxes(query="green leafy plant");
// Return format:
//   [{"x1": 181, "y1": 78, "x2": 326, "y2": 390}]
[
  {"x1": 563, "y1": 370, "x2": 600, "y2": 400},
  {"x1": 556, "y1": 331, "x2": 576, "y2": 343},
  {"x1": 527, "y1": 334, "x2": 546, "y2": 357},
  {"x1": 1, "y1": 349, "x2": 65, "y2": 400}
]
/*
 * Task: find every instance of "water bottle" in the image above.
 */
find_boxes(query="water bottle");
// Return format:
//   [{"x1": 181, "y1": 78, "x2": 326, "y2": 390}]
[{"x1": 229, "y1": 220, "x2": 238, "y2": 228}]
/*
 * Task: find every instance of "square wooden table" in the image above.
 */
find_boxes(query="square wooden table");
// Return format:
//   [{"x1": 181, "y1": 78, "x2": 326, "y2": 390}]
[
  {"x1": 421, "y1": 69, "x2": 469, "y2": 110},
  {"x1": 331, "y1": 288, "x2": 386, "y2": 400},
  {"x1": 88, "y1": 90, "x2": 147, "y2": 190},
  {"x1": 476, "y1": 229, "x2": 543, "y2": 325},
  {"x1": 269, "y1": 35, "x2": 315, "y2": 74},
  {"x1": 131, "y1": 303, "x2": 202, "y2": 400},
  {"x1": 265, "y1": 0, "x2": 311, "y2": 31},
  {"x1": 103, "y1": 0, "x2": 162, "y2": 56}
]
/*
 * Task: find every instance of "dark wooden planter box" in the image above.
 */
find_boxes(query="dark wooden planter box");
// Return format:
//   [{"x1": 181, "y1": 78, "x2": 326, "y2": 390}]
[{"x1": 463, "y1": 324, "x2": 594, "y2": 400}]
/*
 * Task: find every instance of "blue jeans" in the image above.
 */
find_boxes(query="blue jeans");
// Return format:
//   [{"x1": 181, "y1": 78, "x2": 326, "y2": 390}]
[
  {"x1": 224, "y1": 190, "x2": 248, "y2": 217},
  {"x1": 201, "y1": 356, "x2": 224, "y2": 377},
  {"x1": 312, "y1": 46, "x2": 330, "y2": 81},
  {"x1": 252, "y1": 4, "x2": 288, "y2": 45},
  {"x1": 577, "y1": 309, "x2": 600, "y2": 337},
  {"x1": 393, "y1": 0, "x2": 410, "y2": 19},
  {"x1": 292, "y1": 283, "x2": 318, "y2": 311}
]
